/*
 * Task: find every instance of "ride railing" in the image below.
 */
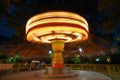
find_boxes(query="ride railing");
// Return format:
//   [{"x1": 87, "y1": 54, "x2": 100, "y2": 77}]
[
  {"x1": 0, "y1": 63, "x2": 14, "y2": 72},
  {"x1": 2, "y1": 63, "x2": 120, "y2": 80},
  {"x1": 46, "y1": 64, "x2": 120, "y2": 80},
  {"x1": 10, "y1": 63, "x2": 120, "y2": 75},
  {"x1": 46, "y1": 64, "x2": 120, "y2": 75}
]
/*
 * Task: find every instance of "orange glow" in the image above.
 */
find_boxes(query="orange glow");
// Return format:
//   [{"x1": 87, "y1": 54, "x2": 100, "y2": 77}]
[
  {"x1": 26, "y1": 11, "x2": 89, "y2": 69},
  {"x1": 26, "y1": 11, "x2": 89, "y2": 43},
  {"x1": 52, "y1": 40, "x2": 65, "y2": 51},
  {"x1": 52, "y1": 40, "x2": 65, "y2": 68}
]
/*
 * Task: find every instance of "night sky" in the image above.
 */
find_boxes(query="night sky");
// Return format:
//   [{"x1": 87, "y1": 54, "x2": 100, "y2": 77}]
[{"x1": 0, "y1": 0, "x2": 120, "y2": 63}]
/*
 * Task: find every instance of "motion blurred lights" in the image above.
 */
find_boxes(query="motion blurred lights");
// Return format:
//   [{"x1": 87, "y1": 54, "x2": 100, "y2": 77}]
[
  {"x1": 26, "y1": 11, "x2": 89, "y2": 43},
  {"x1": 95, "y1": 58, "x2": 101, "y2": 62}
]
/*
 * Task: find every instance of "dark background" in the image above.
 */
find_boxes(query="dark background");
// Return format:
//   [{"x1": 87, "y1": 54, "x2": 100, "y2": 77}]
[{"x1": 0, "y1": 0, "x2": 120, "y2": 64}]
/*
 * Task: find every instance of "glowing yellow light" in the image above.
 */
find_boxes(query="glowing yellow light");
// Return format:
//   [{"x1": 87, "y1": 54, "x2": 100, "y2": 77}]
[
  {"x1": 26, "y1": 11, "x2": 89, "y2": 68},
  {"x1": 26, "y1": 11, "x2": 89, "y2": 43},
  {"x1": 51, "y1": 40, "x2": 65, "y2": 68}
]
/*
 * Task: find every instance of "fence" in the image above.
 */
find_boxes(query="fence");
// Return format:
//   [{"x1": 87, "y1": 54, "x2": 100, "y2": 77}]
[
  {"x1": 1, "y1": 63, "x2": 120, "y2": 80},
  {"x1": 0, "y1": 64, "x2": 14, "y2": 72},
  {"x1": 46, "y1": 64, "x2": 120, "y2": 80}
]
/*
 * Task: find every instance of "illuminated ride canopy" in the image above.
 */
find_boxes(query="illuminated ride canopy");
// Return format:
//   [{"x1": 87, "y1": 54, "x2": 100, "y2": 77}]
[
  {"x1": 26, "y1": 11, "x2": 89, "y2": 68},
  {"x1": 26, "y1": 11, "x2": 89, "y2": 43}
]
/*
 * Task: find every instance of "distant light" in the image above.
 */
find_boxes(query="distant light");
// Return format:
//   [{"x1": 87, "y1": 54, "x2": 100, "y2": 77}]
[
  {"x1": 49, "y1": 50, "x2": 52, "y2": 54},
  {"x1": 79, "y1": 48, "x2": 82, "y2": 52},
  {"x1": 95, "y1": 58, "x2": 100, "y2": 62},
  {"x1": 106, "y1": 57, "x2": 111, "y2": 62}
]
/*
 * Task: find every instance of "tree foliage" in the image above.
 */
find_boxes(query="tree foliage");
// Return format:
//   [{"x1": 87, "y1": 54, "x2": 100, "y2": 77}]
[{"x1": 98, "y1": 0, "x2": 120, "y2": 32}]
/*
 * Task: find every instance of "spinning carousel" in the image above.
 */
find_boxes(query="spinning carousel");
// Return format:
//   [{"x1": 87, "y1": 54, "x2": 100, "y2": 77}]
[{"x1": 2, "y1": 11, "x2": 111, "y2": 80}]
